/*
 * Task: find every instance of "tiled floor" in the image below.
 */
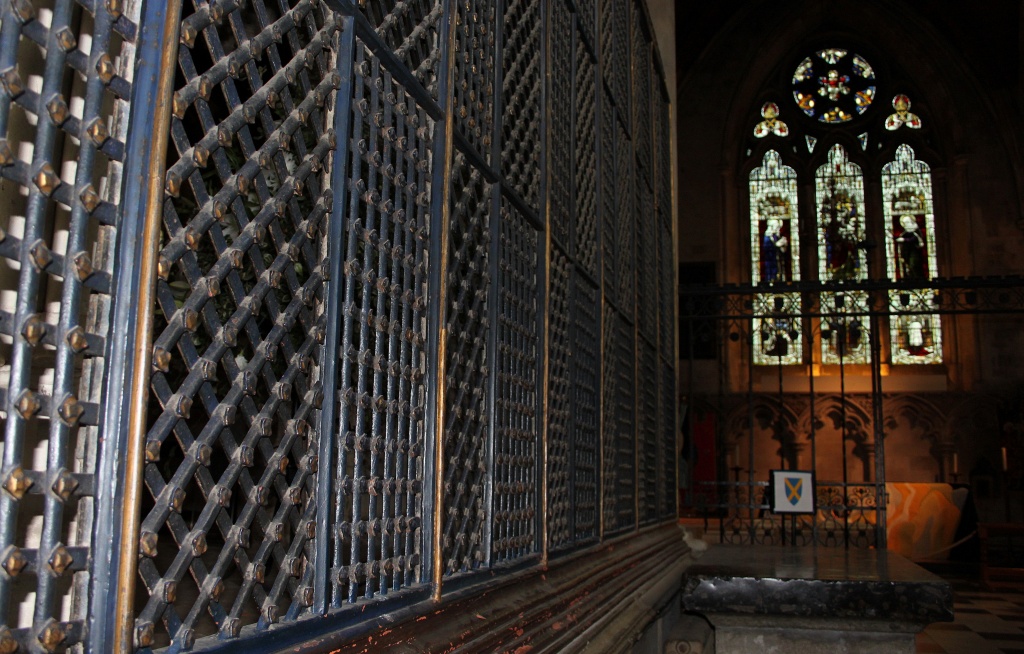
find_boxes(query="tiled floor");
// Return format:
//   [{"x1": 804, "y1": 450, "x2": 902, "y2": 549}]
[{"x1": 918, "y1": 576, "x2": 1024, "y2": 654}]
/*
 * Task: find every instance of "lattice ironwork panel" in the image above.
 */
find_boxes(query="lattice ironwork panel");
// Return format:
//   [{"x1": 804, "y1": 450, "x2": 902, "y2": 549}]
[
  {"x1": 658, "y1": 221, "x2": 674, "y2": 365},
  {"x1": 548, "y1": 0, "x2": 573, "y2": 249},
  {"x1": 139, "y1": 1, "x2": 337, "y2": 647},
  {"x1": 599, "y1": 0, "x2": 628, "y2": 128},
  {"x1": 492, "y1": 197, "x2": 538, "y2": 563},
  {"x1": 358, "y1": 0, "x2": 443, "y2": 96},
  {"x1": 441, "y1": 153, "x2": 491, "y2": 575},
  {"x1": 600, "y1": 88, "x2": 617, "y2": 309},
  {"x1": 546, "y1": 247, "x2": 572, "y2": 551},
  {"x1": 572, "y1": 272, "x2": 600, "y2": 543},
  {"x1": 574, "y1": 0, "x2": 596, "y2": 58},
  {"x1": 636, "y1": 181, "x2": 656, "y2": 343},
  {"x1": 601, "y1": 305, "x2": 634, "y2": 535},
  {"x1": 658, "y1": 357, "x2": 675, "y2": 519},
  {"x1": 0, "y1": 0, "x2": 136, "y2": 650},
  {"x1": 453, "y1": 0, "x2": 496, "y2": 162},
  {"x1": 574, "y1": 36, "x2": 598, "y2": 280},
  {"x1": 630, "y1": 4, "x2": 651, "y2": 175},
  {"x1": 613, "y1": 119, "x2": 635, "y2": 320},
  {"x1": 329, "y1": 37, "x2": 432, "y2": 606},
  {"x1": 637, "y1": 338, "x2": 657, "y2": 524},
  {"x1": 653, "y1": 84, "x2": 670, "y2": 225},
  {"x1": 501, "y1": 0, "x2": 541, "y2": 210}
]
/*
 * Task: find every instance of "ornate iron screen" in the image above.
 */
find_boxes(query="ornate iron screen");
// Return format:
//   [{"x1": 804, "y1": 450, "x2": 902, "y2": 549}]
[{"x1": 0, "y1": 0, "x2": 675, "y2": 652}]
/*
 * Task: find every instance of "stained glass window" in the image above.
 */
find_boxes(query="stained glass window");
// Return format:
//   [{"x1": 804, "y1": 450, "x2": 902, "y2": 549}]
[
  {"x1": 793, "y1": 49, "x2": 876, "y2": 124},
  {"x1": 816, "y1": 144, "x2": 871, "y2": 364},
  {"x1": 750, "y1": 150, "x2": 802, "y2": 364},
  {"x1": 882, "y1": 145, "x2": 942, "y2": 364}
]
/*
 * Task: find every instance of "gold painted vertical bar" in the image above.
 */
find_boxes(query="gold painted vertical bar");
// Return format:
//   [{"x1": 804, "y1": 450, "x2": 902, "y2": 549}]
[{"x1": 113, "y1": 2, "x2": 183, "y2": 652}]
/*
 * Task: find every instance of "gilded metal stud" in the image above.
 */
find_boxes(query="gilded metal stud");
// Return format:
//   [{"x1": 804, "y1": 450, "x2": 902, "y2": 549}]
[
  {"x1": 222, "y1": 618, "x2": 241, "y2": 638},
  {"x1": 79, "y1": 184, "x2": 101, "y2": 212},
  {"x1": 215, "y1": 485, "x2": 231, "y2": 506},
  {"x1": 34, "y1": 162, "x2": 60, "y2": 196},
  {"x1": 22, "y1": 314, "x2": 47, "y2": 345},
  {"x1": 48, "y1": 544, "x2": 73, "y2": 576},
  {"x1": 1, "y1": 545, "x2": 27, "y2": 576},
  {"x1": 190, "y1": 533, "x2": 207, "y2": 557},
  {"x1": 85, "y1": 116, "x2": 109, "y2": 146},
  {"x1": 73, "y1": 251, "x2": 94, "y2": 281},
  {"x1": 46, "y1": 95, "x2": 69, "y2": 125},
  {"x1": 171, "y1": 395, "x2": 192, "y2": 419},
  {"x1": 1, "y1": 68, "x2": 24, "y2": 98},
  {"x1": 10, "y1": 0, "x2": 33, "y2": 22},
  {"x1": 197, "y1": 76, "x2": 213, "y2": 101},
  {"x1": 178, "y1": 629, "x2": 195, "y2": 650},
  {"x1": 182, "y1": 308, "x2": 200, "y2": 332},
  {"x1": 262, "y1": 603, "x2": 279, "y2": 624},
  {"x1": 152, "y1": 346, "x2": 171, "y2": 372},
  {"x1": 38, "y1": 619, "x2": 66, "y2": 653},
  {"x1": 180, "y1": 22, "x2": 198, "y2": 48},
  {"x1": 58, "y1": 395, "x2": 84, "y2": 427},
  {"x1": 157, "y1": 255, "x2": 172, "y2": 280},
  {"x1": 161, "y1": 579, "x2": 177, "y2": 603},
  {"x1": 238, "y1": 445, "x2": 254, "y2": 467},
  {"x1": 168, "y1": 485, "x2": 185, "y2": 512},
  {"x1": 165, "y1": 170, "x2": 182, "y2": 197},
  {"x1": 210, "y1": 577, "x2": 225, "y2": 601},
  {"x1": 172, "y1": 91, "x2": 189, "y2": 119},
  {"x1": 183, "y1": 225, "x2": 201, "y2": 251},
  {"x1": 192, "y1": 143, "x2": 210, "y2": 168},
  {"x1": 136, "y1": 622, "x2": 155, "y2": 648},
  {"x1": 286, "y1": 486, "x2": 302, "y2": 505},
  {"x1": 139, "y1": 531, "x2": 158, "y2": 557},
  {"x1": 193, "y1": 443, "x2": 212, "y2": 467},
  {"x1": 0, "y1": 139, "x2": 12, "y2": 167},
  {"x1": 15, "y1": 390, "x2": 40, "y2": 420},
  {"x1": 105, "y1": 0, "x2": 123, "y2": 18},
  {"x1": 29, "y1": 240, "x2": 52, "y2": 270},
  {"x1": 236, "y1": 527, "x2": 249, "y2": 548},
  {"x1": 305, "y1": 519, "x2": 316, "y2": 539},
  {"x1": 0, "y1": 626, "x2": 17, "y2": 654},
  {"x1": 197, "y1": 358, "x2": 216, "y2": 381},
  {"x1": 51, "y1": 469, "x2": 79, "y2": 501},
  {"x1": 250, "y1": 562, "x2": 266, "y2": 583},
  {"x1": 95, "y1": 54, "x2": 115, "y2": 84},
  {"x1": 145, "y1": 439, "x2": 161, "y2": 462}
]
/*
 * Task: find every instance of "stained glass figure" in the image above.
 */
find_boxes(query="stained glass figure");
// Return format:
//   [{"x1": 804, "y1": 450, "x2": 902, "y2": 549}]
[
  {"x1": 816, "y1": 145, "x2": 867, "y2": 282},
  {"x1": 754, "y1": 102, "x2": 790, "y2": 138},
  {"x1": 805, "y1": 135, "x2": 817, "y2": 153},
  {"x1": 754, "y1": 293, "x2": 804, "y2": 365},
  {"x1": 750, "y1": 151, "x2": 802, "y2": 365},
  {"x1": 858, "y1": 132, "x2": 868, "y2": 151},
  {"x1": 882, "y1": 145, "x2": 942, "y2": 363},
  {"x1": 820, "y1": 292, "x2": 872, "y2": 365},
  {"x1": 793, "y1": 49, "x2": 876, "y2": 124},
  {"x1": 750, "y1": 150, "x2": 800, "y2": 285},
  {"x1": 884, "y1": 94, "x2": 922, "y2": 130}
]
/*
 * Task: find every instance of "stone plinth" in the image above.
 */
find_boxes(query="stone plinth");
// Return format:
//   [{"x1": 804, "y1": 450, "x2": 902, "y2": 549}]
[{"x1": 681, "y1": 546, "x2": 953, "y2": 654}]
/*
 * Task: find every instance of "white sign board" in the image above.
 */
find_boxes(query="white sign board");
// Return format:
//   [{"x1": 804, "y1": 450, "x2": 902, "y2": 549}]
[{"x1": 770, "y1": 470, "x2": 815, "y2": 514}]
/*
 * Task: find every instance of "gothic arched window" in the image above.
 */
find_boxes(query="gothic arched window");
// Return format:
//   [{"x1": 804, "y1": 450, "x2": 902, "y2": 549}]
[
  {"x1": 750, "y1": 150, "x2": 803, "y2": 364},
  {"x1": 882, "y1": 144, "x2": 942, "y2": 364},
  {"x1": 815, "y1": 144, "x2": 872, "y2": 364}
]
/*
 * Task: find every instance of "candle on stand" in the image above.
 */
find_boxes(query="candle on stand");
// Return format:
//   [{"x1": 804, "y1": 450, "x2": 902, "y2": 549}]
[
  {"x1": 1002, "y1": 447, "x2": 1009, "y2": 472},
  {"x1": 952, "y1": 453, "x2": 959, "y2": 475}
]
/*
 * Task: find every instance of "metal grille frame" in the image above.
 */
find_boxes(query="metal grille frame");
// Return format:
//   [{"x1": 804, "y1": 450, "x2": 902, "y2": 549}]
[{"x1": 0, "y1": 0, "x2": 677, "y2": 650}]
